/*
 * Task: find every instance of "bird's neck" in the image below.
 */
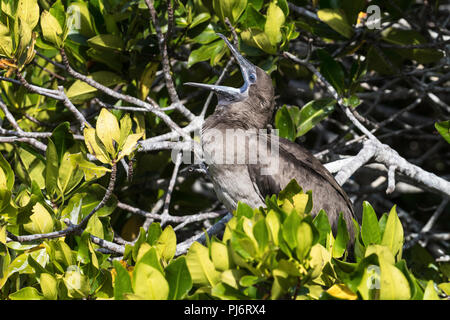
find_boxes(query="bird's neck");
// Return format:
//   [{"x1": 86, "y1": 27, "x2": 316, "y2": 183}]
[{"x1": 203, "y1": 102, "x2": 273, "y2": 132}]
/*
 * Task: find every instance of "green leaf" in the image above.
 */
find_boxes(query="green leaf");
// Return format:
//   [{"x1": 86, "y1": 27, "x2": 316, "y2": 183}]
[
  {"x1": 275, "y1": 105, "x2": 295, "y2": 141},
  {"x1": 435, "y1": 120, "x2": 450, "y2": 144},
  {"x1": 189, "y1": 12, "x2": 211, "y2": 29},
  {"x1": 245, "y1": 4, "x2": 266, "y2": 29},
  {"x1": 192, "y1": 24, "x2": 220, "y2": 44},
  {"x1": 282, "y1": 210, "x2": 301, "y2": 250},
  {"x1": 265, "y1": 209, "x2": 280, "y2": 246},
  {"x1": 51, "y1": 239, "x2": 75, "y2": 268},
  {"x1": 17, "y1": 0, "x2": 40, "y2": 29},
  {"x1": 264, "y1": 2, "x2": 285, "y2": 46},
  {"x1": 16, "y1": 18, "x2": 32, "y2": 64},
  {"x1": 186, "y1": 242, "x2": 220, "y2": 287},
  {"x1": 132, "y1": 260, "x2": 169, "y2": 300},
  {"x1": 296, "y1": 99, "x2": 336, "y2": 137},
  {"x1": 211, "y1": 240, "x2": 233, "y2": 271},
  {"x1": 317, "y1": 50, "x2": 346, "y2": 95},
  {"x1": 64, "y1": 268, "x2": 90, "y2": 298},
  {"x1": 296, "y1": 220, "x2": 316, "y2": 261},
  {"x1": 0, "y1": 152, "x2": 14, "y2": 190},
  {"x1": 380, "y1": 205, "x2": 404, "y2": 260},
  {"x1": 23, "y1": 202, "x2": 54, "y2": 234},
  {"x1": 137, "y1": 247, "x2": 164, "y2": 274},
  {"x1": 40, "y1": 10, "x2": 63, "y2": 47},
  {"x1": 113, "y1": 260, "x2": 133, "y2": 300},
  {"x1": 235, "y1": 201, "x2": 254, "y2": 219},
  {"x1": 313, "y1": 209, "x2": 332, "y2": 247},
  {"x1": 241, "y1": 28, "x2": 276, "y2": 54},
  {"x1": 138, "y1": 62, "x2": 159, "y2": 101},
  {"x1": 166, "y1": 257, "x2": 193, "y2": 300},
  {"x1": 83, "y1": 127, "x2": 110, "y2": 164},
  {"x1": 423, "y1": 281, "x2": 440, "y2": 300},
  {"x1": 278, "y1": 179, "x2": 302, "y2": 202},
  {"x1": 66, "y1": 72, "x2": 124, "y2": 103},
  {"x1": 8, "y1": 287, "x2": 44, "y2": 300},
  {"x1": 146, "y1": 223, "x2": 162, "y2": 245},
  {"x1": 188, "y1": 40, "x2": 223, "y2": 67},
  {"x1": 212, "y1": 282, "x2": 249, "y2": 299},
  {"x1": 85, "y1": 213, "x2": 104, "y2": 239},
  {"x1": 332, "y1": 212, "x2": 349, "y2": 258},
  {"x1": 155, "y1": 225, "x2": 177, "y2": 263},
  {"x1": 361, "y1": 201, "x2": 381, "y2": 246},
  {"x1": 118, "y1": 133, "x2": 143, "y2": 160},
  {"x1": 40, "y1": 273, "x2": 58, "y2": 300},
  {"x1": 45, "y1": 139, "x2": 59, "y2": 198},
  {"x1": 87, "y1": 34, "x2": 124, "y2": 51},
  {"x1": 0, "y1": 32, "x2": 13, "y2": 58},
  {"x1": 96, "y1": 108, "x2": 121, "y2": 156},
  {"x1": 57, "y1": 152, "x2": 84, "y2": 196},
  {"x1": 317, "y1": 9, "x2": 354, "y2": 39},
  {"x1": 253, "y1": 219, "x2": 268, "y2": 251},
  {"x1": 213, "y1": 0, "x2": 247, "y2": 25},
  {"x1": 69, "y1": 153, "x2": 111, "y2": 181},
  {"x1": 379, "y1": 256, "x2": 411, "y2": 300},
  {"x1": 65, "y1": 2, "x2": 96, "y2": 38}
]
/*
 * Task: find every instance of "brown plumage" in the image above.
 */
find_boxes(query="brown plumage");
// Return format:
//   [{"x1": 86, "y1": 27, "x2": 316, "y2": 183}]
[{"x1": 186, "y1": 34, "x2": 355, "y2": 243}]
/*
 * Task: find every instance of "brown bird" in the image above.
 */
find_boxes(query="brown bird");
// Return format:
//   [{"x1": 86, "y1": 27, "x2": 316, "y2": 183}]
[{"x1": 185, "y1": 34, "x2": 355, "y2": 243}]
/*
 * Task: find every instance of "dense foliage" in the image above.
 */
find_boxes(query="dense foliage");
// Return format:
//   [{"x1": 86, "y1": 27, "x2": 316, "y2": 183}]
[
  {"x1": 0, "y1": 0, "x2": 449, "y2": 300},
  {"x1": 1, "y1": 179, "x2": 448, "y2": 299}
]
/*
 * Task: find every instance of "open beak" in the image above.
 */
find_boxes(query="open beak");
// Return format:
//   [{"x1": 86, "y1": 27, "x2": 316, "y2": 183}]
[{"x1": 185, "y1": 33, "x2": 256, "y2": 103}]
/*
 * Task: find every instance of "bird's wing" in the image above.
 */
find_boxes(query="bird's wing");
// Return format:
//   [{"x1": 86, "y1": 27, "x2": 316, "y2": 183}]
[{"x1": 248, "y1": 134, "x2": 355, "y2": 217}]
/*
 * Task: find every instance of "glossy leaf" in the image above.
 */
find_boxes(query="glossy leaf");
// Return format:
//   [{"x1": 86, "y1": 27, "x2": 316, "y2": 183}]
[
  {"x1": 361, "y1": 201, "x2": 381, "y2": 246},
  {"x1": 435, "y1": 120, "x2": 450, "y2": 144},
  {"x1": 166, "y1": 257, "x2": 193, "y2": 300},
  {"x1": 317, "y1": 9, "x2": 354, "y2": 39},
  {"x1": 186, "y1": 242, "x2": 220, "y2": 287},
  {"x1": 296, "y1": 99, "x2": 336, "y2": 137},
  {"x1": 265, "y1": 2, "x2": 285, "y2": 46}
]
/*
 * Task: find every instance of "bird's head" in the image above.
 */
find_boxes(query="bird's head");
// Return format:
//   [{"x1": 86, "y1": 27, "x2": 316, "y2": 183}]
[{"x1": 185, "y1": 33, "x2": 274, "y2": 125}]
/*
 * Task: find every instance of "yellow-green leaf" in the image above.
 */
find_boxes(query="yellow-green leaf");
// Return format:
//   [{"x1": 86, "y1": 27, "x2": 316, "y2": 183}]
[
  {"x1": 326, "y1": 284, "x2": 357, "y2": 300},
  {"x1": 69, "y1": 153, "x2": 111, "y2": 181},
  {"x1": 265, "y1": 210, "x2": 280, "y2": 245},
  {"x1": 16, "y1": 18, "x2": 32, "y2": 63},
  {"x1": 83, "y1": 127, "x2": 111, "y2": 164},
  {"x1": 40, "y1": 273, "x2": 58, "y2": 300},
  {"x1": 139, "y1": 62, "x2": 158, "y2": 101},
  {"x1": 118, "y1": 133, "x2": 143, "y2": 160},
  {"x1": 317, "y1": 9, "x2": 354, "y2": 39},
  {"x1": 241, "y1": 28, "x2": 277, "y2": 54},
  {"x1": 186, "y1": 242, "x2": 220, "y2": 287},
  {"x1": 265, "y1": 2, "x2": 285, "y2": 45},
  {"x1": 17, "y1": 0, "x2": 40, "y2": 29},
  {"x1": 211, "y1": 240, "x2": 233, "y2": 271},
  {"x1": 64, "y1": 268, "x2": 90, "y2": 298},
  {"x1": 379, "y1": 257, "x2": 411, "y2": 300},
  {"x1": 87, "y1": 34, "x2": 124, "y2": 51},
  {"x1": 66, "y1": 71, "x2": 123, "y2": 103},
  {"x1": 119, "y1": 114, "x2": 132, "y2": 148},
  {"x1": 212, "y1": 0, "x2": 247, "y2": 25},
  {"x1": 96, "y1": 108, "x2": 121, "y2": 156},
  {"x1": 423, "y1": 281, "x2": 440, "y2": 300},
  {"x1": 40, "y1": 11, "x2": 63, "y2": 47},
  {"x1": 57, "y1": 152, "x2": 84, "y2": 195},
  {"x1": 132, "y1": 263, "x2": 169, "y2": 300},
  {"x1": 381, "y1": 205, "x2": 404, "y2": 260},
  {"x1": 155, "y1": 225, "x2": 176, "y2": 263},
  {"x1": 23, "y1": 202, "x2": 54, "y2": 234},
  {"x1": 296, "y1": 221, "x2": 314, "y2": 261}
]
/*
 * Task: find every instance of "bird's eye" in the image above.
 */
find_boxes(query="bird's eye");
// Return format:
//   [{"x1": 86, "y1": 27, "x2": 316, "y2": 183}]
[{"x1": 249, "y1": 74, "x2": 256, "y2": 82}]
